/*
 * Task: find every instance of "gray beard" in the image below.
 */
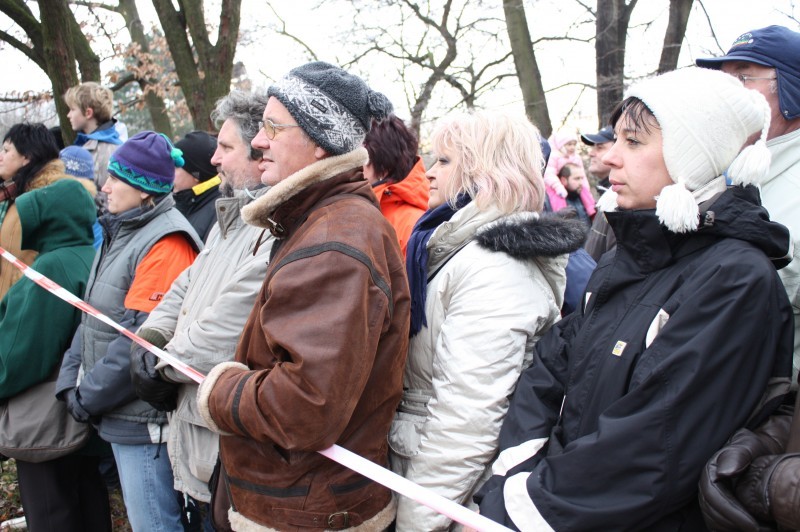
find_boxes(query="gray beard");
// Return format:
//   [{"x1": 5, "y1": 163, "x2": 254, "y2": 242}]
[{"x1": 220, "y1": 181, "x2": 235, "y2": 197}]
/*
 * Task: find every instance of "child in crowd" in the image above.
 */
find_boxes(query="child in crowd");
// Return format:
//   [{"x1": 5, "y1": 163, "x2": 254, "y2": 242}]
[
  {"x1": 60, "y1": 145, "x2": 103, "y2": 249},
  {"x1": 64, "y1": 82, "x2": 123, "y2": 212},
  {"x1": 543, "y1": 130, "x2": 596, "y2": 221}
]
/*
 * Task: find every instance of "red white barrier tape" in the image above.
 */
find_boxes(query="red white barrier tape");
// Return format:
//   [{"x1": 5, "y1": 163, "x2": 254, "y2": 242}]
[
  {"x1": 0, "y1": 246, "x2": 205, "y2": 384},
  {"x1": 0, "y1": 245, "x2": 512, "y2": 532}
]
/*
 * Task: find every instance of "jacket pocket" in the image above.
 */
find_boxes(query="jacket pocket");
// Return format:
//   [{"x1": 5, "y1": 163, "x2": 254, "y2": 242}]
[{"x1": 388, "y1": 410, "x2": 426, "y2": 459}]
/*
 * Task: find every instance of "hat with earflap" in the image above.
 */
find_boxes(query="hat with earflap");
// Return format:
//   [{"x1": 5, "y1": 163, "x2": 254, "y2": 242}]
[
  {"x1": 596, "y1": 67, "x2": 771, "y2": 233},
  {"x1": 108, "y1": 131, "x2": 185, "y2": 196}
]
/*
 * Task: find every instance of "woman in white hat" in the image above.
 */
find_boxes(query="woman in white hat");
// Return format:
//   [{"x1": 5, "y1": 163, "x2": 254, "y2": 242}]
[{"x1": 474, "y1": 67, "x2": 794, "y2": 531}]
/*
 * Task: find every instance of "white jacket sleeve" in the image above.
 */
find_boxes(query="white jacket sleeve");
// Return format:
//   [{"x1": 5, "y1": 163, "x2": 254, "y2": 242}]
[
  {"x1": 147, "y1": 245, "x2": 271, "y2": 383},
  {"x1": 395, "y1": 247, "x2": 563, "y2": 530}
]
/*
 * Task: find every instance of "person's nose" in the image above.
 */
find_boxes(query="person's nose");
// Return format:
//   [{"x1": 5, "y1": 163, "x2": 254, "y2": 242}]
[
  {"x1": 602, "y1": 141, "x2": 620, "y2": 168},
  {"x1": 251, "y1": 128, "x2": 269, "y2": 152}
]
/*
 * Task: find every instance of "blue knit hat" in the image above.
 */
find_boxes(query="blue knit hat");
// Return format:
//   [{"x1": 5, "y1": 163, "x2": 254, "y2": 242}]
[
  {"x1": 108, "y1": 131, "x2": 184, "y2": 195},
  {"x1": 60, "y1": 146, "x2": 94, "y2": 180}
]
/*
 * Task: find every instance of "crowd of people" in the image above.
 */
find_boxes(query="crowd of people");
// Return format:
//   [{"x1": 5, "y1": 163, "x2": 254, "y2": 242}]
[{"x1": 0, "y1": 23, "x2": 799, "y2": 532}]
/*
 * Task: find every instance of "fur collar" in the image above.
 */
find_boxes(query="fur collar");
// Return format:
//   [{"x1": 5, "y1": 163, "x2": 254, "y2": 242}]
[
  {"x1": 27, "y1": 159, "x2": 67, "y2": 192},
  {"x1": 475, "y1": 211, "x2": 588, "y2": 259},
  {"x1": 242, "y1": 147, "x2": 368, "y2": 229}
]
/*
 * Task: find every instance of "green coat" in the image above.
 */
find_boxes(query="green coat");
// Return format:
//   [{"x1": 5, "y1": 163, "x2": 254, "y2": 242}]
[{"x1": 0, "y1": 178, "x2": 96, "y2": 400}]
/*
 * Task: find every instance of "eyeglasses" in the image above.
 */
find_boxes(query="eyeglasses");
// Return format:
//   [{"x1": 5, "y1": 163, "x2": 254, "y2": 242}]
[
  {"x1": 736, "y1": 73, "x2": 777, "y2": 84},
  {"x1": 258, "y1": 118, "x2": 300, "y2": 139}
]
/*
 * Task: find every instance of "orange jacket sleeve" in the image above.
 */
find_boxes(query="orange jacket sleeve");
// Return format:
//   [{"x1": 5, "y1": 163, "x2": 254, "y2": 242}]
[{"x1": 124, "y1": 233, "x2": 198, "y2": 313}]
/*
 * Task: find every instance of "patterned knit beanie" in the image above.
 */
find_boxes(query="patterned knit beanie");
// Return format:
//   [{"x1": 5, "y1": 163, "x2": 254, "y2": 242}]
[
  {"x1": 108, "y1": 131, "x2": 184, "y2": 195},
  {"x1": 596, "y1": 67, "x2": 771, "y2": 233},
  {"x1": 268, "y1": 61, "x2": 393, "y2": 155},
  {"x1": 60, "y1": 146, "x2": 94, "y2": 180}
]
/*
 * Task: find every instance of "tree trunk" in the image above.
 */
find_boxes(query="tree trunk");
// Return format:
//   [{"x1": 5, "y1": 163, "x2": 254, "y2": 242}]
[
  {"x1": 152, "y1": 0, "x2": 241, "y2": 131},
  {"x1": 38, "y1": 0, "x2": 80, "y2": 143},
  {"x1": 595, "y1": 0, "x2": 638, "y2": 127},
  {"x1": 502, "y1": 0, "x2": 551, "y2": 137},
  {"x1": 118, "y1": 0, "x2": 173, "y2": 136},
  {"x1": 657, "y1": 0, "x2": 694, "y2": 74}
]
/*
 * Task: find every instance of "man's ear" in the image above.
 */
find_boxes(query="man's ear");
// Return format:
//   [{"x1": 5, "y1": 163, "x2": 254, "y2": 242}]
[{"x1": 314, "y1": 146, "x2": 328, "y2": 160}]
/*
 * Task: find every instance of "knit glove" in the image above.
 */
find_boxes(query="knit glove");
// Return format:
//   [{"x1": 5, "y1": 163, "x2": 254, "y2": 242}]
[
  {"x1": 130, "y1": 329, "x2": 178, "y2": 412},
  {"x1": 736, "y1": 453, "x2": 800, "y2": 530},
  {"x1": 131, "y1": 347, "x2": 178, "y2": 412},
  {"x1": 62, "y1": 387, "x2": 92, "y2": 423},
  {"x1": 699, "y1": 421, "x2": 788, "y2": 531}
]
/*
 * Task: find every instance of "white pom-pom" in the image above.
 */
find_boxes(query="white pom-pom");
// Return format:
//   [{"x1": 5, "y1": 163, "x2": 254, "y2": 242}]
[
  {"x1": 595, "y1": 189, "x2": 618, "y2": 213},
  {"x1": 728, "y1": 140, "x2": 772, "y2": 186},
  {"x1": 656, "y1": 182, "x2": 699, "y2": 233}
]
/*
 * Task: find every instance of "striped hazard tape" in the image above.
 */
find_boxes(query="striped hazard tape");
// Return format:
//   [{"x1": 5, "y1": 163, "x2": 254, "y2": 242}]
[{"x1": 0, "y1": 245, "x2": 512, "y2": 532}]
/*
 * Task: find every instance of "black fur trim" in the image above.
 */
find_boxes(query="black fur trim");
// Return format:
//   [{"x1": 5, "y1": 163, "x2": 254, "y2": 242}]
[{"x1": 475, "y1": 212, "x2": 588, "y2": 259}]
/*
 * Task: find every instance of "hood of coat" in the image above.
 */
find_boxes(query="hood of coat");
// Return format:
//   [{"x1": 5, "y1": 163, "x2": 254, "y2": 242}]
[
  {"x1": 475, "y1": 210, "x2": 588, "y2": 259},
  {"x1": 372, "y1": 157, "x2": 429, "y2": 211},
  {"x1": 242, "y1": 147, "x2": 369, "y2": 229},
  {"x1": 17, "y1": 178, "x2": 96, "y2": 253},
  {"x1": 608, "y1": 185, "x2": 792, "y2": 272}
]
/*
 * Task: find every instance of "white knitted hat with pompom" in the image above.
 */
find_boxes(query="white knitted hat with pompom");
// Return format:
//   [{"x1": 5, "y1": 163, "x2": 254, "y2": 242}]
[{"x1": 597, "y1": 67, "x2": 771, "y2": 233}]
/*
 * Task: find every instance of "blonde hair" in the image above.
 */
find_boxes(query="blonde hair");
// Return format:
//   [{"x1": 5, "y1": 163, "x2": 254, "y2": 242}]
[
  {"x1": 64, "y1": 82, "x2": 114, "y2": 124},
  {"x1": 431, "y1": 110, "x2": 545, "y2": 214}
]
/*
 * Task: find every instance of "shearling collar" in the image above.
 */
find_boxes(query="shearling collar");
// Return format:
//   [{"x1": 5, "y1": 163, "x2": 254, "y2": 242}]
[
  {"x1": 28, "y1": 159, "x2": 68, "y2": 192},
  {"x1": 242, "y1": 147, "x2": 368, "y2": 229},
  {"x1": 475, "y1": 211, "x2": 588, "y2": 259}
]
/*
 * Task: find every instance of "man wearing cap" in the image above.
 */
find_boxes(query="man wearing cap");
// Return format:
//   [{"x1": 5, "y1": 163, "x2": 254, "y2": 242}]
[
  {"x1": 581, "y1": 125, "x2": 614, "y2": 195},
  {"x1": 581, "y1": 125, "x2": 617, "y2": 261},
  {"x1": 696, "y1": 25, "x2": 800, "y2": 531},
  {"x1": 128, "y1": 91, "x2": 274, "y2": 528},
  {"x1": 697, "y1": 25, "x2": 800, "y2": 379},
  {"x1": 196, "y1": 62, "x2": 410, "y2": 530},
  {"x1": 173, "y1": 131, "x2": 221, "y2": 242}
]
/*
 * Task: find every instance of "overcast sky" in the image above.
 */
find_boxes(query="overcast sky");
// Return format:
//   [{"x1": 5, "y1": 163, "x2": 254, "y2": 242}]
[{"x1": 0, "y1": 0, "x2": 797, "y2": 133}]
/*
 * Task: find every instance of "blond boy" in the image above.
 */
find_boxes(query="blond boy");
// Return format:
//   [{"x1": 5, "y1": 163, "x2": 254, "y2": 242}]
[{"x1": 64, "y1": 82, "x2": 123, "y2": 211}]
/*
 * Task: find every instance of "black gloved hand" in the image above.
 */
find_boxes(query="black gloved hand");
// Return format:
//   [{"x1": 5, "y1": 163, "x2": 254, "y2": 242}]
[
  {"x1": 736, "y1": 453, "x2": 800, "y2": 529},
  {"x1": 698, "y1": 427, "x2": 779, "y2": 531},
  {"x1": 131, "y1": 344, "x2": 179, "y2": 412},
  {"x1": 63, "y1": 387, "x2": 92, "y2": 423}
]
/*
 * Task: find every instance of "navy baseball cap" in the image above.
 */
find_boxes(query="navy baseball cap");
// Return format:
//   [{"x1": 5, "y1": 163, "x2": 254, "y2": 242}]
[
  {"x1": 580, "y1": 125, "x2": 614, "y2": 146},
  {"x1": 696, "y1": 25, "x2": 800, "y2": 120}
]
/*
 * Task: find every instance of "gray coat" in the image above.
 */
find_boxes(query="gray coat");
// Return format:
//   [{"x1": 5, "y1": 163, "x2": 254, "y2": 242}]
[{"x1": 144, "y1": 188, "x2": 274, "y2": 502}]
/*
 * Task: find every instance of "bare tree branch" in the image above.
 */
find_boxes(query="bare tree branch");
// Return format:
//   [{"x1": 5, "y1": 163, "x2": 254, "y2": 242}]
[{"x1": 267, "y1": 4, "x2": 319, "y2": 60}]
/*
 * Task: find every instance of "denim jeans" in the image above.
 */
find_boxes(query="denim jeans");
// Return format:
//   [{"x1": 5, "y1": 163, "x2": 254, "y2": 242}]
[{"x1": 111, "y1": 442, "x2": 183, "y2": 532}]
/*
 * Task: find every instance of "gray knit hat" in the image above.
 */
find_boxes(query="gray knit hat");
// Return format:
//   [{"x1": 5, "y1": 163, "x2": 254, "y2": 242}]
[{"x1": 268, "y1": 61, "x2": 393, "y2": 155}]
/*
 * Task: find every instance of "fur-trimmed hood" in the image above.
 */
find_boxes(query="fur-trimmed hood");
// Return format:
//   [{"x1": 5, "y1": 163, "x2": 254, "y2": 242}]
[
  {"x1": 475, "y1": 211, "x2": 587, "y2": 260},
  {"x1": 242, "y1": 147, "x2": 368, "y2": 229}
]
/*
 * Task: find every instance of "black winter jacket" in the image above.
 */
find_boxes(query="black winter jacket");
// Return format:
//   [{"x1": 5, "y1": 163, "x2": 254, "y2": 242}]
[
  {"x1": 174, "y1": 182, "x2": 221, "y2": 243},
  {"x1": 476, "y1": 186, "x2": 794, "y2": 531}
]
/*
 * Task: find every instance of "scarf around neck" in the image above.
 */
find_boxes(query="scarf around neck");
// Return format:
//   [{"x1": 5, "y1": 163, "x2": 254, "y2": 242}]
[{"x1": 406, "y1": 193, "x2": 471, "y2": 336}]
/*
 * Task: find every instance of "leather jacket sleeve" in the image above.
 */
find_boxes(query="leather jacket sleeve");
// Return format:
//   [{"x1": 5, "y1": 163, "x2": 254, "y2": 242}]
[{"x1": 204, "y1": 248, "x2": 393, "y2": 450}]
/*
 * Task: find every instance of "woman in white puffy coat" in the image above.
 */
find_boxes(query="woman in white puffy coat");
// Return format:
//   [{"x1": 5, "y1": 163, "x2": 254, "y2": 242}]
[{"x1": 389, "y1": 110, "x2": 587, "y2": 531}]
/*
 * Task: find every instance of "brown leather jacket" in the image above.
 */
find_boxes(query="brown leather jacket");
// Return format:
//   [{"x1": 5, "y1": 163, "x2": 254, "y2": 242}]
[{"x1": 199, "y1": 148, "x2": 410, "y2": 531}]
